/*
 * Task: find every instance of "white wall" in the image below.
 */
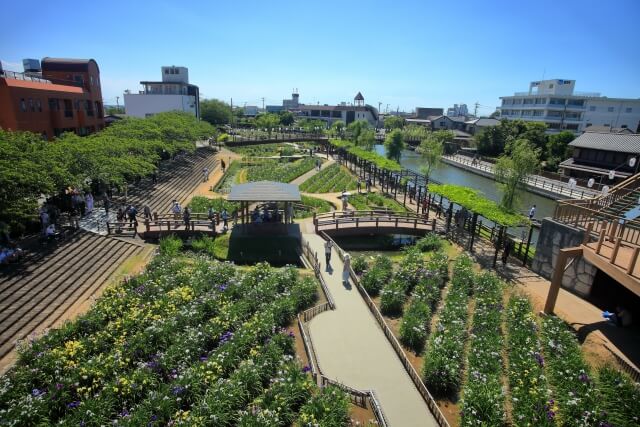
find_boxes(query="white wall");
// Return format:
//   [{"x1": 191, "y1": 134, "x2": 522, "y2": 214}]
[
  {"x1": 583, "y1": 99, "x2": 640, "y2": 131},
  {"x1": 124, "y1": 94, "x2": 197, "y2": 118}
]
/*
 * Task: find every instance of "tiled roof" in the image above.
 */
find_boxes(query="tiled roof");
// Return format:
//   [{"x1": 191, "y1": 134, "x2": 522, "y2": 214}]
[
  {"x1": 583, "y1": 126, "x2": 633, "y2": 134},
  {"x1": 569, "y1": 132, "x2": 640, "y2": 153},
  {"x1": 354, "y1": 91, "x2": 364, "y2": 100},
  {"x1": 227, "y1": 181, "x2": 301, "y2": 202},
  {"x1": 1, "y1": 78, "x2": 85, "y2": 94}
]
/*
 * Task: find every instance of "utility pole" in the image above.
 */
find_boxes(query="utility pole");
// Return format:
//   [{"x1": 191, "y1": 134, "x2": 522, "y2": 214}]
[
  {"x1": 261, "y1": 97, "x2": 265, "y2": 110},
  {"x1": 116, "y1": 96, "x2": 120, "y2": 113},
  {"x1": 230, "y1": 98, "x2": 233, "y2": 126},
  {"x1": 474, "y1": 102, "x2": 479, "y2": 117}
]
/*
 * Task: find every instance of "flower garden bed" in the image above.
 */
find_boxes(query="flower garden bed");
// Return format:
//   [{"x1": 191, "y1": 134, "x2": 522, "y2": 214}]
[
  {"x1": 0, "y1": 255, "x2": 353, "y2": 426},
  {"x1": 245, "y1": 157, "x2": 316, "y2": 183},
  {"x1": 348, "y1": 192, "x2": 408, "y2": 213},
  {"x1": 299, "y1": 163, "x2": 358, "y2": 193}
]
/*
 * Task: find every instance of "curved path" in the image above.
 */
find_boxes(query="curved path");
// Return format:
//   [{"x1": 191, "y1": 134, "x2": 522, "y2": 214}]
[{"x1": 304, "y1": 233, "x2": 437, "y2": 426}]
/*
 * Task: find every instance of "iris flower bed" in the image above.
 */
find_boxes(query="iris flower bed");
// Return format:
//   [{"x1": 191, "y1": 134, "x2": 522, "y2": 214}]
[
  {"x1": 540, "y1": 316, "x2": 601, "y2": 426},
  {"x1": 299, "y1": 163, "x2": 358, "y2": 193},
  {"x1": 422, "y1": 254, "x2": 474, "y2": 396},
  {"x1": 360, "y1": 255, "x2": 393, "y2": 296},
  {"x1": 399, "y1": 251, "x2": 449, "y2": 354},
  {"x1": 460, "y1": 273, "x2": 505, "y2": 426},
  {"x1": 595, "y1": 365, "x2": 640, "y2": 427},
  {"x1": 505, "y1": 295, "x2": 554, "y2": 426},
  {"x1": 246, "y1": 158, "x2": 316, "y2": 183},
  {"x1": 0, "y1": 257, "x2": 350, "y2": 426},
  {"x1": 380, "y1": 247, "x2": 423, "y2": 316}
]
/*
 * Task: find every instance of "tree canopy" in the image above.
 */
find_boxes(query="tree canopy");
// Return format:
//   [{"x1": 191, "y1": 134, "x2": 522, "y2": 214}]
[
  {"x1": 384, "y1": 115, "x2": 405, "y2": 130},
  {"x1": 254, "y1": 113, "x2": 281, "y2": 135},
  {"x1": 278, "y1": 111, "x2": 295, "y2": 126},
  {"x1": 417, "y1": 132, "x2": 446, "y2": 180},
  {"x1": 475, "y1": 119, "x2": 548, "y2": 158},
  {"x1": 0, "y1": 112, "x2": 214, "y2": 234},
  {"x1": 494, "y1": 138, "x2": 541, "y2": 211},
  {"x1": 545, "y1": 130, "x2": 575, "y2": 171},
  {"x1": 200, "y1": 99, "x2": 232, "y2": 125},
  {"x1": 384, "y1": 129, "x2": 405, "y2": 162}
]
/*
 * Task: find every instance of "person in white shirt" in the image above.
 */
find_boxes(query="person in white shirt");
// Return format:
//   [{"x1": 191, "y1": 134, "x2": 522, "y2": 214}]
[{"x1": 529, "y1": 205, "x2": 536, "y2": 220}]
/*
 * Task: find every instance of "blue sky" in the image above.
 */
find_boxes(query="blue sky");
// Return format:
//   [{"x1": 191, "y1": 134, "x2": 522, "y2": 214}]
[{"x1": 2, "y1": 0, "x2": 640, "y2": 115}]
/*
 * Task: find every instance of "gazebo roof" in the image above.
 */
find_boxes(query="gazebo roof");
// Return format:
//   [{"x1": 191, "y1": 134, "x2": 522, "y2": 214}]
[
  {"x1": 354, "y1": 91, "x2": 364, "y2": 101},
  {"x1": 227, "y1": 181, "x2": 301, "y2": 202}
]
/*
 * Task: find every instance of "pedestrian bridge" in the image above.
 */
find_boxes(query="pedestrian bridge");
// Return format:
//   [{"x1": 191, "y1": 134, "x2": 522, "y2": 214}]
[
  {"x1": 314, "y1": 210, "x2": 436, "y2": 237},
  {"x1": 107, "y1": 213, "x2": 217, "y2": 240}
]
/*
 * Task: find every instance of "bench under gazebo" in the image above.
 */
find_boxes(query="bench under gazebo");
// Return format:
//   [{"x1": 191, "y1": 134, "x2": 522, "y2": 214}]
[{"x1": 227, "y1": 181, "x2": 301, "y2": 235}]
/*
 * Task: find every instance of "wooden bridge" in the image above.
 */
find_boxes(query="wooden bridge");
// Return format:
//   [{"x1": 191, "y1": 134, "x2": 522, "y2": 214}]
[
  {"x1": 314, "y1": 210, "x2": 436, "y2": 237},
  {"x1": 107, "y1": 213, "x2": 219, "y2": 240}
]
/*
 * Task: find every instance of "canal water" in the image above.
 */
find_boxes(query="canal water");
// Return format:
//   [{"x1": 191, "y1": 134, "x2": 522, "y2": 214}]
[{"x1": 374, "y1": 145, "x2": 558, "y2": 244}]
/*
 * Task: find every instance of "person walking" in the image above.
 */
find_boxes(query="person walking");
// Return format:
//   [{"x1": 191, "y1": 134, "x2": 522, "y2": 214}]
[
  {"x1": 316, "y1": 158, "x2": 321, "y2": 171},
  {"x1": 40, "y1": 209, "x2": 49, "y2": 236},
  {"x1": 143, "y1": 204, "x2": 152, "y2": 220},
  {"x1": 357, "y1": 179, "x2": 362, "y2": 194},
  {"x1": 341, "y1": 191, "x2": 349, "y2": 211},
  {"x1": 203, "y1": 167, "x2": 209, "y2": 182},
  {"x1": 528, "y1": 205, "x2": 536, "y2": 220},
  {"x1": 85, "y1": 193, "x2": 94, "y2": 214},
  {"x1": 342, "y1": 253, "x2": 351, "y2": 286},
  {"x1": 324, "y1": 239, "x2": 333, "y2": 267},
  {"x1": 221, "y1": 159, "x2": 226, "y2": 173},
  {"x1": 502, "y1": 238, "x2": 513, "y2": 265},
  {"x1": 152, "y1": 171, "x2": 158, "y2": 184},
  {"x1": 172, "y1": 200, "x2": 182, "y2": 226},
  {"x1": 207, "y1": 206, "x2": 216, "y2": 224},
  {"x1": 366, "y1": 177, "x2": 372, "y2": 193},
  {"x1": 183, "y1": 207, "x2": 191, "y2": 231},
  {"x1": 127, "y1": 205, "x2": 138, "y2": 226},
  {"x1": 103, "y1": 195, "x2": 111, "y2": 216},
  {"x1": 221, "y1": 209, "x2": 229, "y2": 231}
]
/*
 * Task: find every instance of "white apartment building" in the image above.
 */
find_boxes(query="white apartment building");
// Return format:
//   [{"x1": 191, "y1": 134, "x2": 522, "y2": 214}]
[
  {"x1": 124, "y1": 66, "x2": 200, "y2": 118},
  {"x1": 498, "y1": 79, "x2": 640, "y2": 133}
]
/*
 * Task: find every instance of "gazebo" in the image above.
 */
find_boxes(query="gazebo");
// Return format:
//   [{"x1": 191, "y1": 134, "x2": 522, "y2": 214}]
[{"x1": 227, "y1": 181, "x2": 301, "y2": 231}]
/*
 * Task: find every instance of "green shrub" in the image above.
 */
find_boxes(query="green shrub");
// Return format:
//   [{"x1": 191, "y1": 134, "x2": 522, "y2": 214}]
[
  {"x1": 188, "y1": 196, "x2": 238, "y2": 213},
  {"x1": 351, "y1": 255, "x2": 369, "y2": 274},
  {"x1": 159, "y1": 235, "x2": 183, "y2": 256},
  {"x1": 380, "y1": 278, "x2": 406, "y2": 316},
  {"x1": 415, "y1": 233, "x2": 443, "y2": 252},
  {"x1": 399, "y1": 299, "x2": 431, "y2": 352},
  {"x1": 217, "y1": 133, "x2": 230, "y2": 142},
  {"x1": 360, "y1": 255, "x2": 393, "y2": 296}
]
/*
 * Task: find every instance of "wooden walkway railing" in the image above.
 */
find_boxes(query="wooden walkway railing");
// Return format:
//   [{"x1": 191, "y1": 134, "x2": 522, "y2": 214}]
[
  {"x1": 314, "y1": 210, "x2": 436, "y2": 235},
  {"x1": 318, "y1": 231, "x2": 450, "y2": 427}
]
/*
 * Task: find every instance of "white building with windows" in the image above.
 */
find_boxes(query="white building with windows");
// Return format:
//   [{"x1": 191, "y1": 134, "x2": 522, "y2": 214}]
[
  {"x1": 498, "y1": 79, "x2": 640, "y2": 133},
  {"x1": 124, "y1": 66, "x2": 200, "y2": 118}
]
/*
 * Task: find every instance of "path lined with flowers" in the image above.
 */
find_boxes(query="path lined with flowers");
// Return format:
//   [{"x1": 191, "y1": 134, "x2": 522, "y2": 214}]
[{"x1": 304, "y1": 233, "x2": 438, "y2": 427}]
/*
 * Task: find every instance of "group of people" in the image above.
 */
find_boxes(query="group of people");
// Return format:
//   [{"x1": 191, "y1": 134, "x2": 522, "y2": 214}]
[
  {"x1": 251, "y1": 205, "x2": 285, "y2": 224},
  {"x1": 356, "y1": 177, "x2": 373, "y2": 194},
  {"x1": 0, "y1": 222, "x2": 23, "y2": 265},
  {"x1": 324, "y1": 239, "x2": 351, "y2": 286}
]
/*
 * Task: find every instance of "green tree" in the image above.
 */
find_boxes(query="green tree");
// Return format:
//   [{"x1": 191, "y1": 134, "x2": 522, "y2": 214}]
[
  {"x1": 384, "y1": 129, "x2": 405, "y2": 162},
  {"x1": 279, "y1": 111, "x2": 295, "y2": 126},
  {"x1": 476, "y1": 119, "x2": 548, "y2": 157},
  {"x1": 298, "y1": 118, "x2": 326, "y2": 133},
  {"x1": 347, "y1": 120, "x2": 370, "y2": 143},
  {"x1": 545, "y1": 130, "x2": 575, "y2": 171},
  {"x1": 255, "y1": 113, "x2": 281, "y2": 137},
  {"x1": 418, "y1": 133, "x2": 446, "y2": 180},
  {"x1": 329, "y1": 121, "x2": 345, "y2": 138},
  {"x1": 402, "y1": 124, "x2": 429, "y2": 141},
  {"x1": 384, "y1": 115, "x2": 405, "y2": 130},
  {"x1": 200, "y1": 99, "x2": 232, "y2": 125},
  {"x1": 357, "y1": 129, "x2": 376, "y2": 151},
  {"x1": 494, "y1": 139, "x2": 540, "y2": 211}
]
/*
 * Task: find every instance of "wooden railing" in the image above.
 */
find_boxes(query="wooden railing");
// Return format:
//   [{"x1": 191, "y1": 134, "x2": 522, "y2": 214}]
[
  {"x1": 140, "y1": 213, "x2": 217, "y2": 235},
  {"x1": 318, "y1": 231, "x2": 450, "y2": 427},
  {"x1": 320, "y1": 376, "x2": 389, "y2": 427},
  {"x1": 106, "y1": 221, "x2": 138, "y2": 236},
  {"x1": 314, "y1": 210, "x2": 436, "y2": 234}
]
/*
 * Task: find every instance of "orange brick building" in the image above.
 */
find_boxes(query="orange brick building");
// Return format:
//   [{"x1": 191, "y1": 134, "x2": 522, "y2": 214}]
[{"x1": 0, "y1": 58, "x2": 105, "y2": 139}]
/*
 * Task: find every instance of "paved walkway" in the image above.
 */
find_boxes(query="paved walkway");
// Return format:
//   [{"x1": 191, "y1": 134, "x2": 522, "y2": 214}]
[
  {"x1": 441, "y1": 154, "x2": 599, "y2": 200},
  {"x1": 304, "y1": 233, "x2": 437, "y2": 427}
]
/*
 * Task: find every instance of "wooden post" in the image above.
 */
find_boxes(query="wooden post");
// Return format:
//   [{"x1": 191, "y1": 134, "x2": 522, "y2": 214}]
[
  {"x1": 610, "y1": 238, "x2": 622, "y2": 264},
  {"x1": 608, "y1": 220, "x2": 619, "y2": 243},
  {"x1": 523, "y1": 225, "x2": 534, "y2": 266},
  {"x1": 596, "y1": 228, "x2": 606, "y2": 254},
  {"x1": 313, "y1": 212, "x2": 318, "y2": 233},
  {"x1": 492, "y1": 225, "x2": 504, "y2": 268},
  {"x1": 544, "y1": 247, "x2": 583, "y2": 314},
  {"x1": 627, "y1": 247, "x2": 639, "y2": 274},
  {"x1": 468, "y1": 213, "x2": 478, "y2": 252},
  {"x1": 582, "y1": 222, "x2": 594, "y2": 245}
]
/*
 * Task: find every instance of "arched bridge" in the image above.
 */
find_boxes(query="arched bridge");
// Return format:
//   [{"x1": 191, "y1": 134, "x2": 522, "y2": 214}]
[{"x1": 314, "y1": 210, "x2": 436, "y2": 237}]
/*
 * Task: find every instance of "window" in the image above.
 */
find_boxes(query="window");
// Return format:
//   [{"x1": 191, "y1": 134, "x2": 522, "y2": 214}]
[
  {"x1": 589, "y1": 106, "x2": 596, "y2": 111},
  {"x1": 86, "y1": 100, "x2": 94, "y2": 116},
  {"x1": 625, "y1": 107, "x2": 632, "y2": 113},
  {"x1": 165, "y1": 69, "x2": 169, "y2": 74},
  {"x1": 64, "y1": 99, "x2": 73, "y2": 118},
  {"x1": 75, "y1": 100, "x2": 80, "y2": 110},
  {"x1": 607, "y1": 107, "x2": 614, "y2": 112},
  {"x1": 535, "y1": 98, "x2": 546, "y2": 104},
  {"x1": 29, "y1": 99, "x2": 34, "y2": 112},
  {"x1": 36, "y1": 99, "x2": 42, "y2": 112},
  {"x1": 19, "y1": 99, "x2": 26, "y2": 112},
  {"x1": 48, "y1": 98, "x2": 59, "y2": 111},
  {"x1": 549, "y1": 84, "x2": 554, "y2": 89},
  {"x1": 74, "y1": 75, "x2": 84, "y2": 85}
]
